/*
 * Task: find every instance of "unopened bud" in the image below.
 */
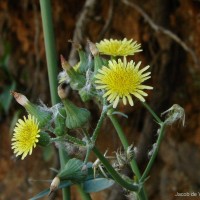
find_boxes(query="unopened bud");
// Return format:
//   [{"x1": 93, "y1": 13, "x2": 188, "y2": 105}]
[
  {"x1": 63, "y1": 99, "x2": 91, "y2": 129},
  {"x1": 11, "y1": 91, "x2": 52, "y2": 128},
  {"x1": 58, "y1": 158, "x2": 87, "y2": 181},
  {"x1": 161, "y1": 104, "x2": 185, "y2": 126},
  {"x1": 60, "y1": 55, "x2": 71, "y2": 71},
  {"x1": 38, "y1": 132, "x2": 51, "y2": 147},
  {"x1": 50, "y1": 176, "x2": 60, "y2": 193},
  {"x1": 11, "y1": 91, "x2": 29, "y2": 106}
]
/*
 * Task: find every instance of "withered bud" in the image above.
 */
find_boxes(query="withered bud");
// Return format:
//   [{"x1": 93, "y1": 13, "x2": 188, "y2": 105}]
[
  {"x1": 57, "y1": 83, "x2": 69, "y2": 100},
  {"x1": 68, "y1": 40, "x2": 82, "y2": 50},
  {"x1": 161, "y1": 104, "x2": 185, "y2": 127},
  {"x1": 10, "y1": 91, "x2": 29, "y2": 106},
  {"x1": 49, "y1": 176, "x2": 60, "y2": 194},
  {"x1": 60, "y1": 55, "x2": 71, "y2": 71},
  {"x1": 87, "y1": 39, "x2": 99, "y2": 56}
]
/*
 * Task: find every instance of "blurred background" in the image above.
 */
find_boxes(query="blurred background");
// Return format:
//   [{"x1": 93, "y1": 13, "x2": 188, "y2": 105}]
[{"x1": 0, "y1": 0, "x2": 200, "y2": 199}]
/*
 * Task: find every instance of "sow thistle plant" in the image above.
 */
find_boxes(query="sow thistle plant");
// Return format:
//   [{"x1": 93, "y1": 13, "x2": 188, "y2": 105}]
[{"x1": 11, "y1": 38, "x2": 185, "y2": 200}]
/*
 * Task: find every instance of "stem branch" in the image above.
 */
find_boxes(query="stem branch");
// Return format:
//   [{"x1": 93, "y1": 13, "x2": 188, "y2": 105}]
[
  {"x1": 142, "y1": 102, "x2": 162, "y2": 123},
  {"x1": 92, "y1": 146, "x2": 139, "y2": 191},
  {"x1": 140, "y1": 122, "x2": 166, "y2": 182}
]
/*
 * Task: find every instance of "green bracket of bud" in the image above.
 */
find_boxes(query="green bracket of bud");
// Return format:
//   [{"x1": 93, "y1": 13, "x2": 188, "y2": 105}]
[
  {"x1": 78, "y1": 50, "x2": 89, "y2": 73},
  {"x1": 38, "y1": 132, "x2": 51, "y2": 147},
  {"x1": 54, "y1": 107, "x2": 68, "y2": 136},
  {"x1": 93, "y1": 55, "x2": 104, "y2": 75},
  {"x1": 58, "y1": 158, "x2": 88, "y2": 182},
  {"x1": 25, "y1": 103, "x2": 52, "y2": 128},
  {"x1": 63, "y1": 99, "x2": 91, "y2": 129},
  {"x1": 67, "y1": 68, "x2": 86, "y2": 90},
  {"x1": 78, "y1": 86, "x2": 94, "y2": 102}
]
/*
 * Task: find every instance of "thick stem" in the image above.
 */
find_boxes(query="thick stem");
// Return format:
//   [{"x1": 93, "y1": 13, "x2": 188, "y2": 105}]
[
  {"x1": 39, "y1": 0, "x2": 70, "y2": 199},
  {"x1": 39, "y1": 0, "x2": 59, "y2": 105},
  {"x1": 140, "y1": 122, "x2": 166, "y2": 182}
]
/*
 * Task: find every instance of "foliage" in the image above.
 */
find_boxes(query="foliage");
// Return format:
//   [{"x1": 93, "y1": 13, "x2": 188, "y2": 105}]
[{"x1": 0, "y1": 41, "x2": 16, "y2": 115}]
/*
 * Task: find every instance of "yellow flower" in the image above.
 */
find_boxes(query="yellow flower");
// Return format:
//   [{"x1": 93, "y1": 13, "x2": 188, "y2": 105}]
[
  {"x1": 11, "y1": 115, "x2": 40, "y2": 160},
  {"x1": 95, "y1": 58, "x2": 153, "y2": 108},
  {"x1": 96, "y1": 38, "x2": 142, "y2": 57}
]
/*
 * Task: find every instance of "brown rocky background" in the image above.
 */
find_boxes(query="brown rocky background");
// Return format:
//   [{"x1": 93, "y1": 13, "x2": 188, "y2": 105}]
[{"x1": 0, "y1": 0, "x2": 200, "y2": 199}]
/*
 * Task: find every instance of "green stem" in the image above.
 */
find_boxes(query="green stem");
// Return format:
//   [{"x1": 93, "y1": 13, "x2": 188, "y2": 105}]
[
  {"x1": 76, "y1": 185, "x2": 92, "y2": 200},
  {"x1": 142, "y1": 102, "x2": 162, "y2": 123},
  {"x1": 92, "y1": 146, "x2": 139, "y2": 191},
  {"x1": 81, "y1": 129, "x2": 92, "y2": 165},
  {"x1": 39, "y1": 0, "x2": 70, "y2": 199},
  {"x1": 39, "y1": 0, "x2": 59, "y2": 105},
  {"x1": 140, "y1": 122, "x2": 166, "y2": 183},
  {"x1": 51, "y1": 135, "x2": 86, "y2": 146},
  {"x1": 91, "y1": 109, "x2": 107, "y2": 142},
  {"x1": 84, "y1": 147, "x2": 91, "y2": 165}
]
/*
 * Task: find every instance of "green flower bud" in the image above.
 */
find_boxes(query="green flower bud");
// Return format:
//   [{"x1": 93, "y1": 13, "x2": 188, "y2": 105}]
[
  {"x1": 79, "y1": 87, "x2": 93, "y2": 102},
  {"x1": 64, "y1": 99, "x2": 90, "y2": 129},
  {"x1": 58, "y1": 158, "x2": 88, "y2": 181},
  {"x1": 11, "y1": 91, "x2": 52, "y2": 128},
  {"x1": 78, "y1": 49, "x2": 88, "y2": 73},
  {"x1": 38, "y1": 132, "x2": 51, "y2": 147},
  {"x1": 25, "y1": 103, "x2": 52, "y2": 128},
  {"x1": 58, "y1": 84, "x2": 91, "y2": 129},
  {"x1": 60, "y1": 55, "x2": 85, "y2": 90},
  {"x1": 94, "y1": 55, "x2": 104, "y2": 74}
]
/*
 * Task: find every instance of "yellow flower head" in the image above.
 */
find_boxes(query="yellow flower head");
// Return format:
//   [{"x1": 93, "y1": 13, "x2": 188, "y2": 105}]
[
  {"x1": 96, "y1": 38, "x2": 142, "y2": 57},
  {"x1": 11, "y1": 115, "x2": 40, "y2": 160},
  {"x1": 95, "y1": 58, "x2": 153, "y2": 108}
]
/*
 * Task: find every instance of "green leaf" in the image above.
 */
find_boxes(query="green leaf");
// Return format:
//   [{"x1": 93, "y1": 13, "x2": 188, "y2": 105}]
[
  {"x1": 0, "y1": 81, "x2": 16, "y2": 113},
  {"x1": 83, "y1": 178, "x2": 115, "y2": 193},
  {"x1": 0, "y1": 41, "x2": 11, "y2": 71},
  {"x1": 112, "y1": 111, "x2": 128, "y2": 118}
]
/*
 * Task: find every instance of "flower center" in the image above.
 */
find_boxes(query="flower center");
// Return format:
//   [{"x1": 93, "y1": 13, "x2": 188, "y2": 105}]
[{"x1": 104, "y1": 66, "x2": 140, "y2": 96}]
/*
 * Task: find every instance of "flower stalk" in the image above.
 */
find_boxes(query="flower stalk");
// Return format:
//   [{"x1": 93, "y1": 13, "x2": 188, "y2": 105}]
[
  {"x1": 39, "y1": 0, "x2": 70, "y2": 198},
  {"x1": 142, "y1": 102, "x2": 162, "y2": 123},
  {"x1": 91, "y1": 108, "x2": 107, "y2": 142},
  {"x1": 140, "y1": 122, "x2": 166, "y2": 182}
]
